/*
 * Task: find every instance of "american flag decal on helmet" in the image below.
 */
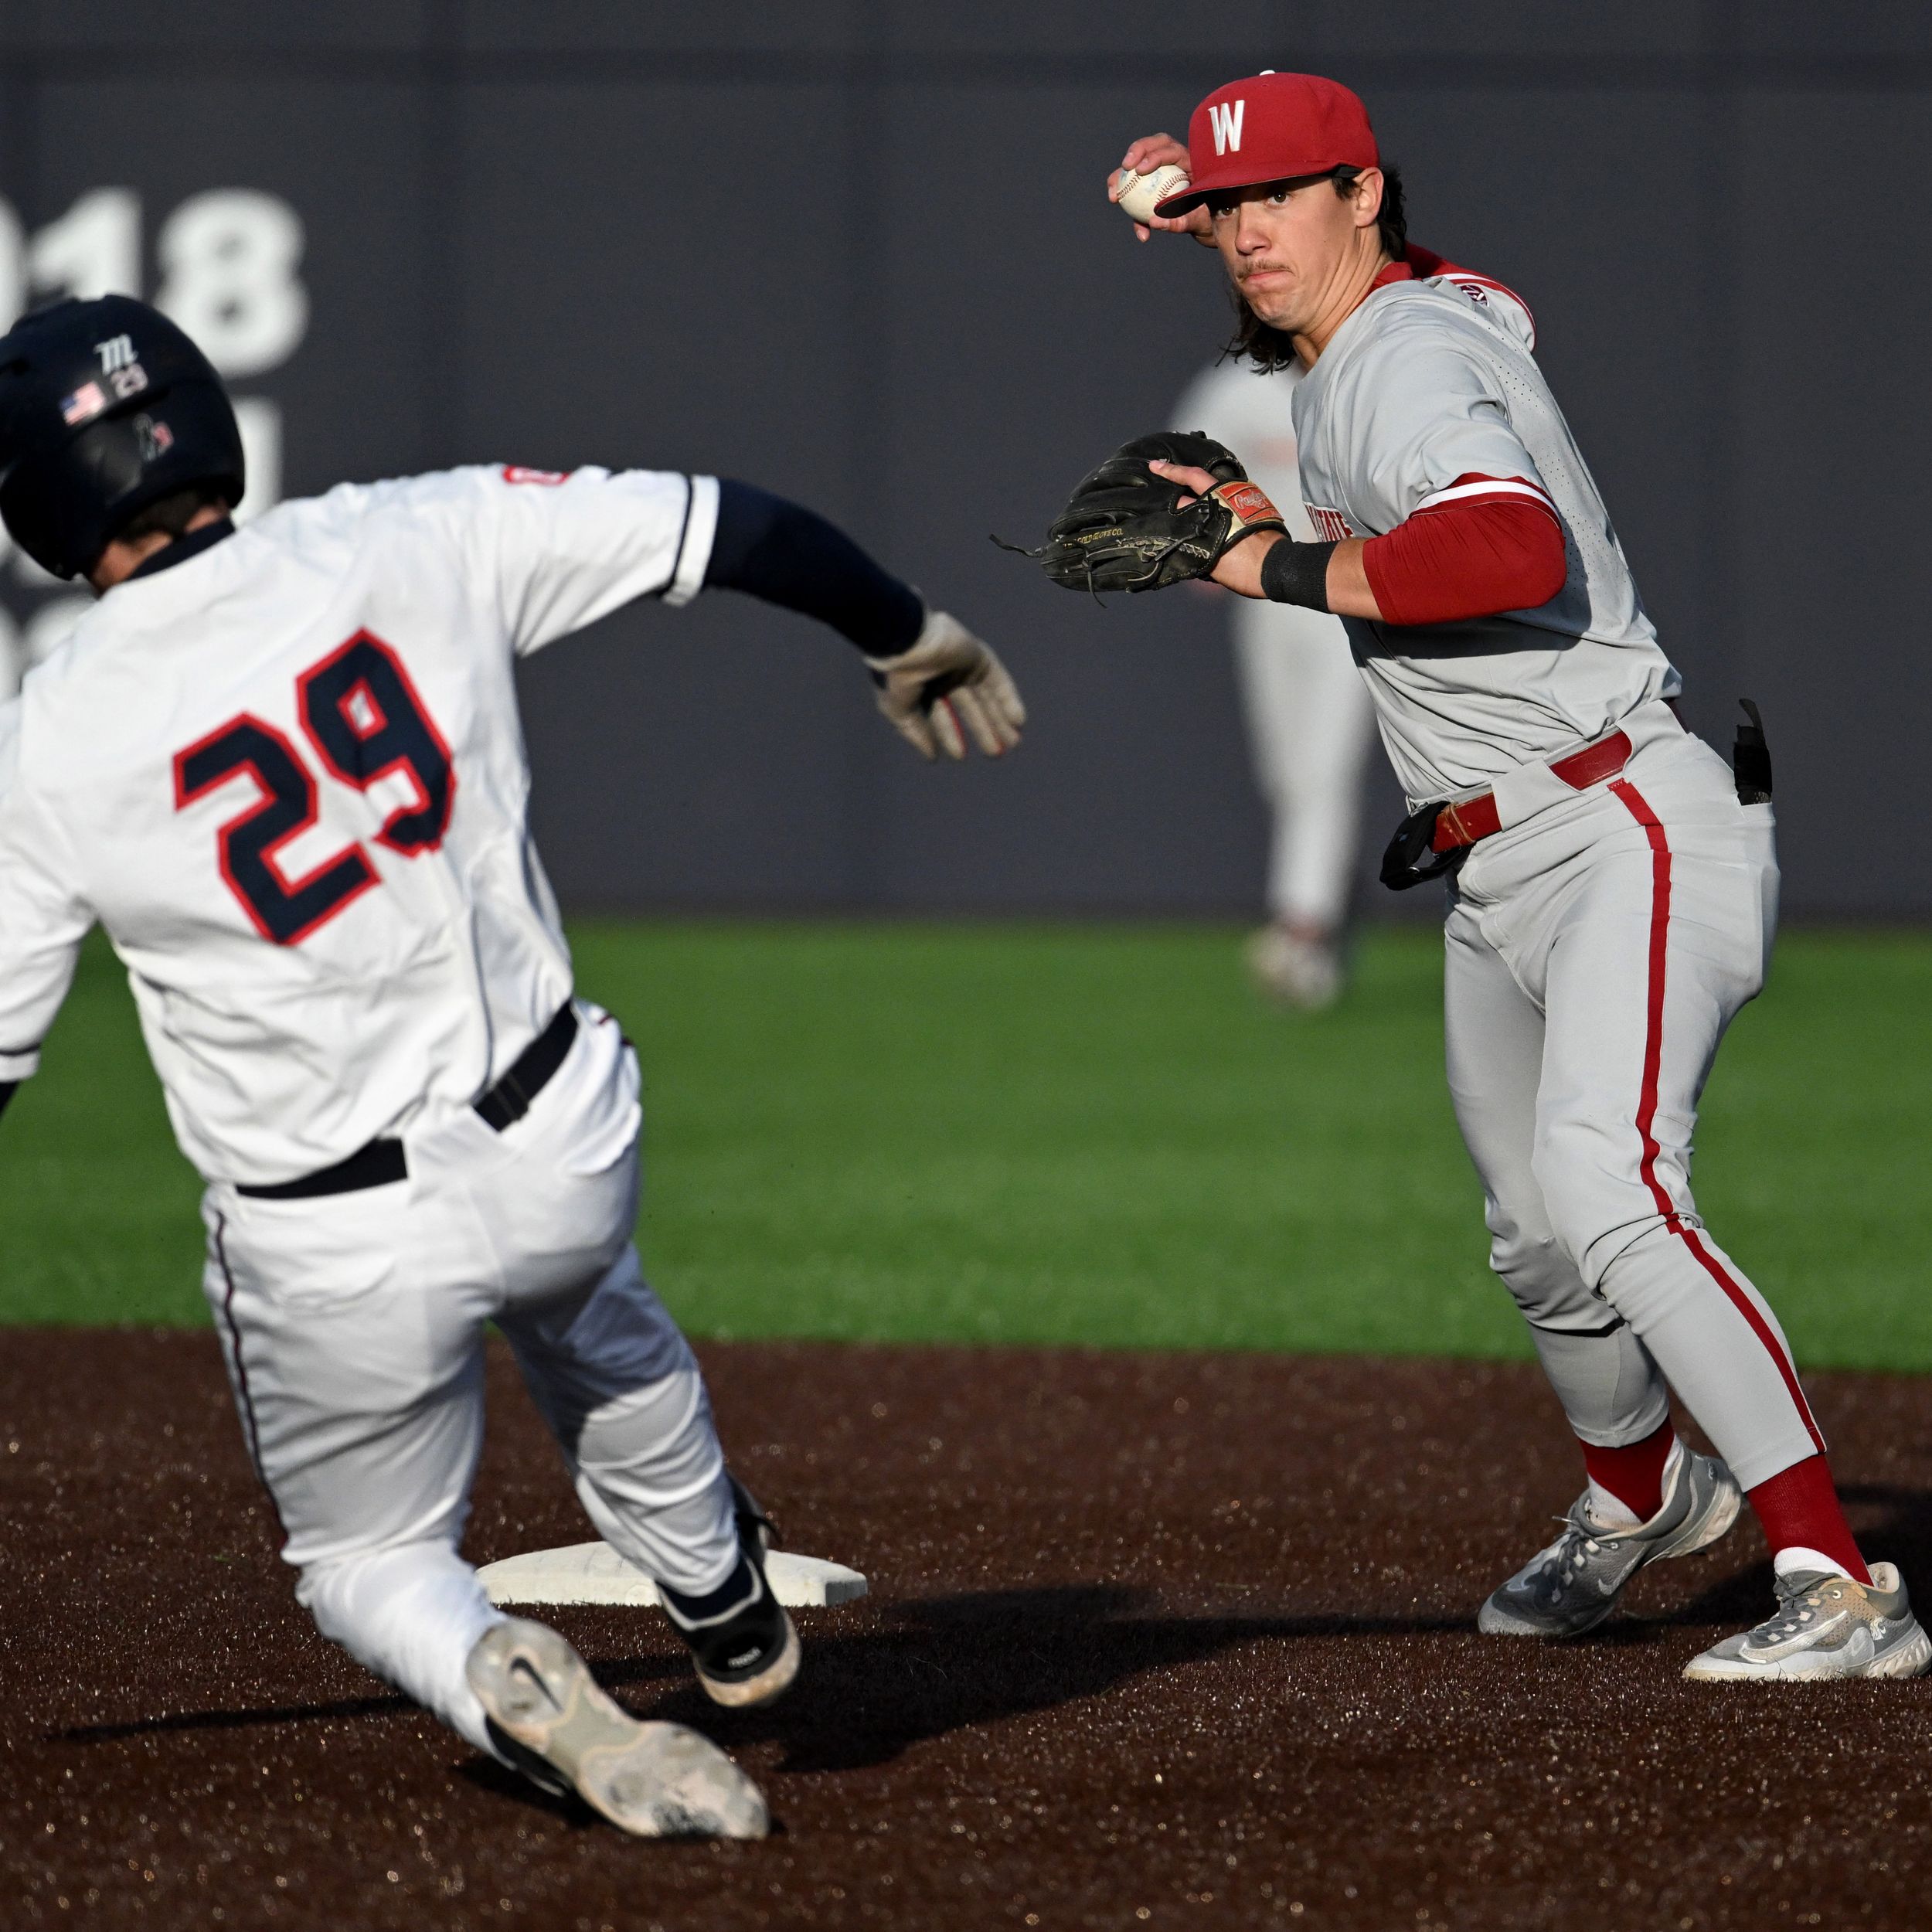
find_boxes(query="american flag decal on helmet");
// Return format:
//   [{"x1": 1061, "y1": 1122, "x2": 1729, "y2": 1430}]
[{"x1": 60, "y1": 381, "x2": 107, "y2": 425}]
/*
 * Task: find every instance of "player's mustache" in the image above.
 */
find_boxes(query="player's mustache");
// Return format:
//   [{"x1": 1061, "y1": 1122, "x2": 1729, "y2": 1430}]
[{"x1": 1236, "y1": 260, "x2": 1293, "y2": 283}]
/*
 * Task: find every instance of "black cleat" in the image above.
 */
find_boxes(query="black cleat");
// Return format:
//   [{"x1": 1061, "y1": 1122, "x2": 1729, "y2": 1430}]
[
  {"x1": 659, "y1": 1475, "x2": 801, "y2": 1709},
  {"x1": 730, "y1": 1473, "x2": 778, "y2": 1556}
]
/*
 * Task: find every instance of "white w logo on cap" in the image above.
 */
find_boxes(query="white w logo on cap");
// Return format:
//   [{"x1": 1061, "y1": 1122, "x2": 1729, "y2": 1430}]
[{"x1": 1208, "y1": 99, "x2": 1245, "y2": 156}]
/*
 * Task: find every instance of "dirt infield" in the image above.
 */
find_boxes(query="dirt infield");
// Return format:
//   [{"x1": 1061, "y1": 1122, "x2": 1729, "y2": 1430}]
[{"x1": 5, "y1": 1332, "x2": 1930, "y2": 1930}]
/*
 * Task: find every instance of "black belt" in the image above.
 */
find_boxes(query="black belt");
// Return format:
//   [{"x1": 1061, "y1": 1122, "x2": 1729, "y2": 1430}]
[{"x1": 236, "y1": 1004, "x2": 580, "y2": 1201}]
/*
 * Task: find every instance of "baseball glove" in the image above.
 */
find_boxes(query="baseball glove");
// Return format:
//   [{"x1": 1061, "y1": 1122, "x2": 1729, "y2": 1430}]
[{"x1": 1001, "y1": 430, "x2": 1286, "y2": 594}]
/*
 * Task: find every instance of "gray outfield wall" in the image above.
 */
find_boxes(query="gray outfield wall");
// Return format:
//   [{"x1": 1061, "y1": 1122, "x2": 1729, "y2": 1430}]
[{"x1": 2, "y1": 2, "x2": 1928, "y2": 918}]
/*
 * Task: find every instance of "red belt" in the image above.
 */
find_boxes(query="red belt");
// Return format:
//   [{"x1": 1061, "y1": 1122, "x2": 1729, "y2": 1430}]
[{"x1": 1430, "y1": 730, "x2": 1633, "y2": 852}]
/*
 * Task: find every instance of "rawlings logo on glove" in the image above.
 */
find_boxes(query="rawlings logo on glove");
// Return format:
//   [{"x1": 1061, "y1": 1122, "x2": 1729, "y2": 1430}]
[{"x1": 998, "y1": 430, "x2": 1286, "y2": 594}]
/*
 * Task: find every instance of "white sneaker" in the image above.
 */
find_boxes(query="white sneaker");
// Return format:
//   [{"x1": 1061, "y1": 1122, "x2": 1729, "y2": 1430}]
[
  {"x1": 1245, "y1": 924, "x2": 1344, "y2": 1010},
  {"x1": 1684, "y1": 1564, "x2": 1932, "y2": 1682}
]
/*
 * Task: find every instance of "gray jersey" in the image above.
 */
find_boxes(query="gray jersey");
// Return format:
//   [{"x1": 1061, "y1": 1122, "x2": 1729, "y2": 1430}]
[{"x1": 1291, "y1": 270, "x2": 1680, "y2": 805}]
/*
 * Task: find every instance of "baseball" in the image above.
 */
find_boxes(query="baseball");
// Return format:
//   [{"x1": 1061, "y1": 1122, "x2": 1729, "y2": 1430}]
[{"x1": 1114, "y1": 163, "x2": 1190, "y2": 226}]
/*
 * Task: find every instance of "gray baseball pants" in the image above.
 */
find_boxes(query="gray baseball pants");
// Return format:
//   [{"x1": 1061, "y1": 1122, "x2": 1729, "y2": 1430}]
[{"x1": 1443, "y1": 718, "x2": 1824, "y2": 1492}]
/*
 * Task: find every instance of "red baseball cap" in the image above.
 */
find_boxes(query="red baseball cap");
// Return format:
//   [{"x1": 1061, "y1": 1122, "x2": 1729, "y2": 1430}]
[{"x1": 1153, "y1": 73, "x2": 1379, "y2": 217}]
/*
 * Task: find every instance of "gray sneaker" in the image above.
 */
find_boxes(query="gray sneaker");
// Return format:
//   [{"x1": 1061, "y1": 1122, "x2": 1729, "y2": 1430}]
[
  {"x1": 1684, "y1": 1563, "x2": 1932, "y2": 1682},
  {"x1": 467, "y1": 1617, "x2": 770, "y2": 1838},
  {"x1": 1478, "y1": 1450, "x2": 1741, "y2": 1638}
]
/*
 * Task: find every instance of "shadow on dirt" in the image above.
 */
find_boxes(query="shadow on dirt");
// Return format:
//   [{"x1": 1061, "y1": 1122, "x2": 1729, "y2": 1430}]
[
  {"x1": 1839, "y1": 1479, "x2": 1932, "y2": 1578},
  {"x1": 588, "y1": 1584, "x2": 1663, "y2": 1773},
  {"x1": 58, "y1": 1690, "x2": 413, "y2": 1743},
  {"x1": 60, "y1": 1585, "x2": 1464, "y2": 1757},
  {"x1": 58, "y1": 1481, "x2": 1932, "y2": 1766}
]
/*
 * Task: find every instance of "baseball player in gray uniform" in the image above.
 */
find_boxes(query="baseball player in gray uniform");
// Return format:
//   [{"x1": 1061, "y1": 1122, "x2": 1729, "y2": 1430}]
[
  {"x1": 1108, "y1": 73, "x2": 1926, "y2": 1680},
  {"x1": 1174, "y1": 356, "x2": 1373, "y2": 1008},
  {"x1": 0, "y1": 295, "x2": 1024, "y2": 1835}
]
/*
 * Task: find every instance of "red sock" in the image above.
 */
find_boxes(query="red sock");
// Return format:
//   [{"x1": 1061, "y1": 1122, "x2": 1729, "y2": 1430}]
[
  {"x1": 1579, "y1": 1420, "x2": 1676, "y2": 1522},
  {"x1": 1747, "y1": 1455, "x2": 1869, "y2": 1583}
]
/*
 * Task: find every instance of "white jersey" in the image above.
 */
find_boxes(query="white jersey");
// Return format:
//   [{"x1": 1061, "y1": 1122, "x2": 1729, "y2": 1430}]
[
  {"x1": 1173, "y1": 356, "x2": 1372, "y2": 933},
  {"x1": 1291, "y1": 264, "x2": 1680, "y2": 806},
  {"x1": 0, "y1": 464, "x2": 717, "y2": 1185},
  {"x1": 1173, "y1": 355, "x2": 1321, "y2": 541}
]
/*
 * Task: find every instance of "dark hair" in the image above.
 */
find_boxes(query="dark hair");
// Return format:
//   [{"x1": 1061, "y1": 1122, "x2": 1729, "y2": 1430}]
[
  {"x1": 108, "y1": 482, "x2": 231, "y2": 548},
  {"x1": 1224, "y1": 164, "x2": 1407, "y2": 372}
]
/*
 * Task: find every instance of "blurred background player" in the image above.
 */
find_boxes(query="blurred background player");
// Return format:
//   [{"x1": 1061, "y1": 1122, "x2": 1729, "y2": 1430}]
[{"x1": 1173, "y1": 353, "x2": 1373, "y2": 1007}]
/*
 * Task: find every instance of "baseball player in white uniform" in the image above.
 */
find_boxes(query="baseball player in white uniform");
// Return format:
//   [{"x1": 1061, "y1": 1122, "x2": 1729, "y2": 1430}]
[
  {"x1": 0, "y1": 589, "x2": 29, "y2": 699},
  {"x1": 0, "y1": 295, "x2": 1025, "y2": 1836},
  {"x1": 1173, "y1": 355, "x2": 1373, "y2": 1006},
  {"x1": 1109, "y1": 73, "x2": 1927, "y2": 1681}
]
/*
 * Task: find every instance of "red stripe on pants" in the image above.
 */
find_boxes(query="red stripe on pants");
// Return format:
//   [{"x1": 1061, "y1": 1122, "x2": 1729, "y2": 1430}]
[{"x1": 1606, "y1": 779, "x2": 1825, "y2": 1454}]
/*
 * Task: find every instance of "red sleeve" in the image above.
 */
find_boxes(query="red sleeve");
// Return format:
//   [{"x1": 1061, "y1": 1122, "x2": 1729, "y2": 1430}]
[{"x1": 1360, "y1": 475, "x2": 1566, "y2": 626}]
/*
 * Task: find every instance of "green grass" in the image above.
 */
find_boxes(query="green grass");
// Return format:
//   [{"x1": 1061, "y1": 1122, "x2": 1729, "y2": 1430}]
[{"x1": 3, "y1": 922, "x2": 1928, "y2": 1369}]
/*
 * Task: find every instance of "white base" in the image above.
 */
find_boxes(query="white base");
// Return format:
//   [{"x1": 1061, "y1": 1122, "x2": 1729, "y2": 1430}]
[{"x1": 478, "y1": 1540, "x2": 869, "y2": 1609}]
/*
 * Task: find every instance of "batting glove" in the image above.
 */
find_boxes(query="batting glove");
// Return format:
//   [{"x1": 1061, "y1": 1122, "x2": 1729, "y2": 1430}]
[{"x1": 865, "y1": 610, "x2": 1025, "y2": 761}]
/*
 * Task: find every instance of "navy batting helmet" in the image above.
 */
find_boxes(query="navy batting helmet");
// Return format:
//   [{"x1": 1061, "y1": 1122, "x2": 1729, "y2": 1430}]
[{"x1": 0, "y1": 294, "x2": 245, "y2": 580}]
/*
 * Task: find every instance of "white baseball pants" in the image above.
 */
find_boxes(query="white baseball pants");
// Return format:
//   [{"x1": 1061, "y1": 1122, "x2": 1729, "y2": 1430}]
[
  {"x1": 1231, "y1": 599, "x2": 1376, "y2": 930},
  {"x1": 1444, "y1": 718, "x2": 1825, "y2": 1491},
  {"x1": 200, "y1": 1009, "x2": 738, "y2": 1753}
]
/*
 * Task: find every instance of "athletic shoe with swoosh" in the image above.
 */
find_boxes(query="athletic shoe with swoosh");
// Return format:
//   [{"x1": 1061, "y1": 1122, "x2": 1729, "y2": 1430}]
[
  {"x1": 1684, "y1": 1564, "x2": 1932, "y2": 1682},
  {"x1": 1478, "y1": 1449, "x2": 1741, "y2": 1638},
  {"x1": 466, "y1": 1618, "x2": 770, "y2": 1838}
]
